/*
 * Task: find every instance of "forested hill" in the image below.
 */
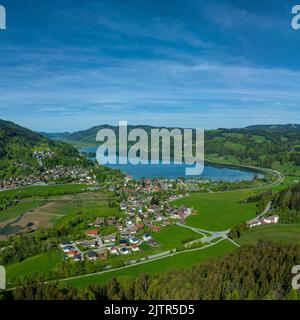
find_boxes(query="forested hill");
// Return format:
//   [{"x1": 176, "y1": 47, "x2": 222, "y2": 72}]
[
  {"x1": 43, "y1": 123, "x2": 300, "y2": 173},
  {"x1": 273, "y1": 183, "x2": 300, "y2": 211},
  {"x1": 245, "y1": 124, "x2": 300, "y2": 131},
  {"x1": 41, "y1": 124, "x2": 185, "y2": 146},
  {"x1": 0, "y1": 119, "x2": 88, "y2": 179}
]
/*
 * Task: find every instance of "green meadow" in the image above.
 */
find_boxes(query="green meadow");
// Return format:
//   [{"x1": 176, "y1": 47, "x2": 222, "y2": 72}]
[
  {"x1": 236, "y1": 223, "x2": 300, "y2": 246},
  {"x1": 0, "y1": 184, "x2": 87, "y2": 200},
  {"x1": 6, "y1": 251, "x2": 62, "y2": 286},
  {"x1": 173, "y1": 190, "x2": 258, "y2": 231}
]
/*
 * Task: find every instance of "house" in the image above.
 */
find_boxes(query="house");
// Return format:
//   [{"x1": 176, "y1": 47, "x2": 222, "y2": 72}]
[
  {"x1": 247, "y1": 219, "x2": 262, "y2": 228},
  {"x1": 106, "y1": 217, "x2": 116, "y2": 225},
  {"x1": 119, "y1": 239, "x2": 127, "y2": 246},
  {"x1": 94, "y1": 218, "x2": 105, "y2": 226},
  {"x1": 103, "y1": 234, "x2": 116, "y2": 244},
  {"x1": 110, "y1": 246, "x2": 119, "y2": 254},
  {"x1": 73, "y1": 254, "x2": 82, "y2": 262},
  {"x1": 264, "y1": 215, "x2": 279, "y2": 224},
  {"x1": 81, "y1": 240, "x2": 98, "y2": 248},
  {"x1": 129, "y1": 237, "x2": 140, "y2": 245},
  {"x1": 131, "y1": 244, "x2": 140, "y2": 252},
  {"x1": 128, "y1": 227, "x2": 137, "y2": 235},
  {"x1": 150, "y1": 225, "x2": 161, "y2": 232},
  {"x1": 247, "y1": 215, "x2": 279, "y2": 228},
  {"x1": 156, "y1": 215, "x2": 163, "y2": 222},
  {"x1": 120, "y1": 247, "x2": 130, "y2": 255},
  {"x1": 134, "y1": 223, "x2": 144, "y2": 231},
  {"x1": 66, "y1": 250, "x2": 79, "y2": 258},
  {"x1": 120, "y1": 231, "x2": 129, "y2": 238},
  {"x1": 116, "y1": 224, "x2": 123, "y2": 231},
  {"x1": 61, "y1": 241, "x2": 72, "y2": 247},
  {"x1": 143, "y1": 233, "x2": 152, "y2": 241},
  {"x1": 86, "y1": 251, "x2": 98, "y2": 261},
  {"x1": 86, "y1": 229, "x2": 98, "y2": 236},
  {"x1": 126, "y1": 219, "x2": 133, "y2": 226},
  {"x1": 148, "y1": 239, "x2": 159, "y2": 247},
  {"x1": 63, "y1": 245, "x2": 74, "y2": 253}
]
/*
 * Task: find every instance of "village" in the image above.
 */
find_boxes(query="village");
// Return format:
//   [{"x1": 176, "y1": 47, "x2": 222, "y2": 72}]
[
  {"x1": 60, "y1": 177, "x2": 194, "y2": 262},
  {"x1": 0, "y1": 165, "x2": 97, "y2": 190}
]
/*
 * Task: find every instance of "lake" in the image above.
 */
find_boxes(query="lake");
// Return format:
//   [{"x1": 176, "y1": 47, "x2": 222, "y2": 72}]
[{"x1": 81, "y1": 147, "x2": 262, "y2": 181}]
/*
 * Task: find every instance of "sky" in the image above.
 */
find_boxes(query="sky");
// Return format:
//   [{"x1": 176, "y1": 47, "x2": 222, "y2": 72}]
[{"x1": 0, "y1": 0, "x2": 300, "y2": 132}]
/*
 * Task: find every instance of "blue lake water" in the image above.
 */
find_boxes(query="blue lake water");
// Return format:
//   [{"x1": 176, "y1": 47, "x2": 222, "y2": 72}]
[{"x1": 81, "y1": 147, "x2": 262, "y2": 181}]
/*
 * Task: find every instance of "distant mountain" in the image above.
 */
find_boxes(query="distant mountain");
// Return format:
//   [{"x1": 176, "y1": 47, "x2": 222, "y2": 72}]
[
  {"x1": 42, "y1": 123, "x2": 300, "y2": 147},
  {"x1": 245, "y1": 124, "x2": 300, "y2": 131},
  {"x1": 0, "y1": 119, "x2": 88, "y2": 179},
  {"x1": 41, "y1": 124, "x2": 187, "y2": 147}
]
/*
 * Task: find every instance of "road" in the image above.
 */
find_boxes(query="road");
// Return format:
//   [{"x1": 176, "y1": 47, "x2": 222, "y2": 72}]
[
  {"x1": 257, "y1": 201, "x2": 272, "y2": 219},
  {"x1": 175, "y1": 222, "x2": 240, "y2": 247}
]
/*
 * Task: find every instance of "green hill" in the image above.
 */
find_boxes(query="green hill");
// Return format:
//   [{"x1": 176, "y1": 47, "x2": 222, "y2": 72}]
[{"x1": 0, "y1": 119, "x2": 89, "y2": 179}]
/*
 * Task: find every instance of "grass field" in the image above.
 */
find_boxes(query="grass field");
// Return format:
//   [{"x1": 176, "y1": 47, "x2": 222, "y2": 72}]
[
  {"x1": 0, "y1": 184, "x2": 88, "y2": 200},
  {"x1": 236, "y1": 223, "x2": 300, "y2": 246},
  {"x1": 0, "y1": 188, "x2": 115, "y2": 236},
  {"x1": 153, "y1": 225, "x2": 202, "y2": 250},
  {"x1": 6, "y1": 251, "x2": 62, "y2": 286},
  {"x1": 65, "y1": 239, "x2": 236, "y2": 288},
  {"x1": 173, "y1": 190, "x2": 258, "y2": 231}
]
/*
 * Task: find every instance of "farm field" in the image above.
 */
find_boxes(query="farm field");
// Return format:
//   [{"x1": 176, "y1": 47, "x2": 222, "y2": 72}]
[
  {"x1": 0, "y1": 184, "x2": 88, "y2": 200},
  {"x1": 171, "y1": 174, "x2": 297, "y2": 232},
  {"x1": 236, "y1": 224, "x2": 300, "y2": 246},
  {"x1": 0, "y1": 187, "x2": 115, "y2": 238},
  {"x1": 6, "y1": 251, "x2": 62, "y2": 286},
  {"x1": 153, "y1": 225, "x2": 202, "y2": 250},
  {"x1": 173, "y1": 190, "x2": 258, "y2": 231},
  {"x1": 0, "y1": 201, "x2": 43, "y2": 223},
  {"x1": 65, "y1": 239, "x2": 236, "y2": 288}
]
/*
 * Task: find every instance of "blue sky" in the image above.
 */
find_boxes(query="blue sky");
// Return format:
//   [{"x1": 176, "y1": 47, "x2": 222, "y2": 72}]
[{"x1": 0, "y1": 0, "x2": 300, "y2": 132}]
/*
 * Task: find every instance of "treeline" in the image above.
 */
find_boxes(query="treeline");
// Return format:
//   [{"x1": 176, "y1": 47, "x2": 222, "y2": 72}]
[
  {"x1": 271, "y1": 183, "x2": 300, "y2": 223},
  {"x1": 205, "y1": 127, "x2": 300, "y2": 173},
  {"x1": 3, "y1": 242, "x2": 300, "y2": 300},
  {"x1": 244, "y1": 190, "x2": 273, "y2": 215}
]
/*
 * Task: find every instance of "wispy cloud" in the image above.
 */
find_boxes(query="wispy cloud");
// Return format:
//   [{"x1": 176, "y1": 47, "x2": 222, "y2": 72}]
[{"x1": 0, "y1": 0, "x2": 299, "y2": 131}]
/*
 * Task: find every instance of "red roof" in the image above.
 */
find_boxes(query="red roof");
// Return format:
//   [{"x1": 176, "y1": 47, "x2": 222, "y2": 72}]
[
  {"x1": 151, "y1": 225, "x2": 161, "y2": 232},
  {"x1": 66, "y1": 250, "x2": 79, "y2": 255},
  {"x1": 87, "y1": 230, "x2": 98, "y2": 236}
]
